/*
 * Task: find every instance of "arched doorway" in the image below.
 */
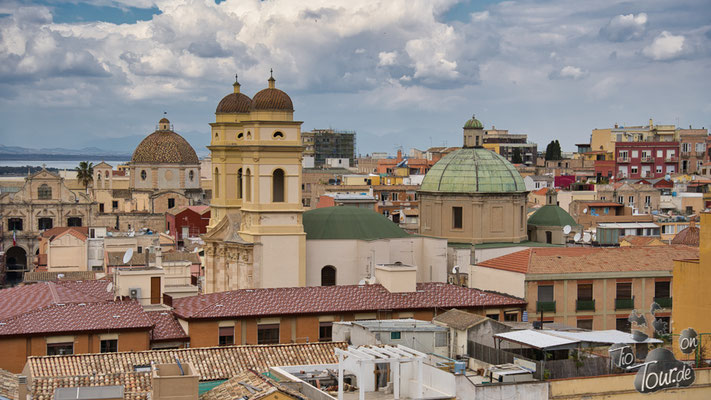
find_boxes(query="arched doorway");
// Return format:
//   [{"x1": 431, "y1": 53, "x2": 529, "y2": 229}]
[
  {"x1": 5, "y1": 246, "x2": 27, "y2": 285},
  {"x1": 321, "y1": 265, "x2": 336, "y2": 286}
]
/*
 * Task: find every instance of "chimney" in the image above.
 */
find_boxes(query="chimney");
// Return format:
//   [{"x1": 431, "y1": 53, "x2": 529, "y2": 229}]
[
  {"x1": 374, "y1": 263, "x2": 416, "y2": 293},
  {"x1": 396, "y1": 149, "x2": 403, "y2": 163},
  {"x1": 18, "y1": 376, "x2": 28, "y2": 400},
  {"x1": 151, "y1": 363, "x2": 199, "y2": 400}
]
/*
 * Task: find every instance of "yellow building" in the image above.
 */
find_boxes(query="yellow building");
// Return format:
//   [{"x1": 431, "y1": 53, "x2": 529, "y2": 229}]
[
  {"x1": 203, "y1": 74, "x2": 306, "y2": 292},
  {"x1": 672, "y1": 212, "x2": 711, "y2": 356}
]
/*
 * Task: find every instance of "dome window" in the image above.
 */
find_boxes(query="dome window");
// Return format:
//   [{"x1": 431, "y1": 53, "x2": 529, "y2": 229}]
[
  {"x1": 189, "y1": 170, "x2": 195, "y2": 181},
  {"x1": 247, "y1": 131, "x2": 252, "y2": 139},
  {"x1": 140, "y1": 170, "x2": 147, "y2": 181},
  {"x1": 237, "y1": 132, "x2": 244, "y2": 139},
  {"x1": 273, "y1": 131, "x2": 284, "y2": 139}
]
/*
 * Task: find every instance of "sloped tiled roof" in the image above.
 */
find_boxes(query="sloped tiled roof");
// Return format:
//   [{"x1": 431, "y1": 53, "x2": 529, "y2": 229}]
[
  {"x1": 433, "y1": 308, "x2": 488, "y2": 331},
  {"x1": 477, "y1": 246, "x2": 699, "y2": 275},
  {"x1": 0, "y1": 280, "x2": 113, "y2": 320},
  {"x1": 24, "y1": 271, "x2": 96, "y2": 282},
  {"x1": 620, "y1": 236, "x2": 665, "y2": 246},
  {"x1": 0, "y1": 301, "x2": 152, "y2": 337},
  {"x1": 0, "y1": 368, "x2": 18, "y2": 400},
  {"x1": 172, "y1": 283, "x2": 526, "y2": 320},
  {"x1": 146, "y1": 311, "x2": 188, "y2": 342},
  {"x1": 200, "y1": 369, "x2": 302, "y2": 400},
  {"x1": 39, "y1": 226, "x2": 89, "y2": 240},
  {"x1": 27, "y1": 342, "x2": 347, "y2": 382},
  {"x1": 31, "y1": 372, "x2": 151, "y2": 400}
]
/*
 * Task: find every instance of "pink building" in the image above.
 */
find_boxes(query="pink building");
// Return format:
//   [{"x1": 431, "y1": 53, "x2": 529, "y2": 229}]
[{"x1": 615, "y1": 142, "x2": 679, "y2": 179}]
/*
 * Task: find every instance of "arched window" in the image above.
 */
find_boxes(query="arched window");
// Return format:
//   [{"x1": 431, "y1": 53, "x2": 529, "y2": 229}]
[
  {"x1": 38, "y1": 184, "x2": 51, "y2": 200},
  {"x1": 140, "y1": 170, "x2": 147, "y2": 180},
  {"x1": 272, "y1": 168, "x2": 285, "y2": 203},
  {"x1": 321, "y1": 266, "x2": 336, "y2": 286},
  {"x1": 189, "y1": 170, "x2": 195, "y2": 181},
  {"x1": 214, "y1": 168, "x2": 220, "y2": 198},
  {"x1": 237, "y1": 168, "x2": 243, "y2": 199},
  {"x1": 245, "y1": 168, "x2": 252, "y2": 202},
  {"x1": 105, "y1": 171, "x2": 109, "y2": 178}
]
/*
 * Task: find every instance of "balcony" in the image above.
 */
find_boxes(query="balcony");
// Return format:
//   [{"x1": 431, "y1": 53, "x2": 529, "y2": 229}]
[
  {"x1": 654, "y1": 297, "x2": 672, "y2": 308},
  {"x1": 641, "y1": 156, "x2": 654, "y2": 163},
  {"x1": 696, "y1": 151, "x2": 706, "y2": 158},
  {"x1": 615, "y1": 297, "x2": 635, "y2": 310},
  {"x1": 576, "y1": 299, "x2": 595, "y2": 311},
  {"x1": 681, "y1": 152, "x2": 691, "y2": 159},
  {"x1": 536, "y1": 301, "x2": 556, "y2": 313},
  {"x1": 617, "y1": 157, "x2": 630, "y2": 163},
  {"x1": 665, "y1": 156, "x2": 678, "y2": 163}
]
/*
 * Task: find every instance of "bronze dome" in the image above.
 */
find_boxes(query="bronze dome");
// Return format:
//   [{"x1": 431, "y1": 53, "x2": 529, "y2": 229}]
[
  {"x1": 216, "y1": 92, "x2": 253, "y2": 113},
  {"x1": 131, "y1": 130, "x2": 199, "y2": 164}
]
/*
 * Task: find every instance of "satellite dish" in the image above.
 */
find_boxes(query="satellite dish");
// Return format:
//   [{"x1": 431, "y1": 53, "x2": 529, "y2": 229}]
[
  {"x1": 583, "y1": 208, "x2": 588, "y2": 214},
  {"x1": 106, "y1": 282, "x2": 113, "y2": 292},
  {"x1": 563, "y1": 225, "x2": 572, "y2": 234},
  {"x1": 452, "y1": 265, "x2": 460, "y2": 274},
  {"x1": 583, "y1": 232, "x2": 592, "y2": 243},
  {"x1": 574, "y1": 233, "x2": 581, "y2": 242},
  {"x1": 122, "y1": 248, "x2": 134, "y2": 264},
  {"x1": 358, "y1": 279, "x2": 367, "y2": 286},
  {"x1": 128, "y1": 231, "x2": 135, "y2": 237}
]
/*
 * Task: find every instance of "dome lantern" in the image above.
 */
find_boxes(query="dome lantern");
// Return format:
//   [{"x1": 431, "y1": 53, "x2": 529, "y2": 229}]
[
  {"x1": 463, "y1": 114, "x2": 484, "y2": 148},
  {"x1": 216, "y1": 74, "x2": 252, "y2": 114}
]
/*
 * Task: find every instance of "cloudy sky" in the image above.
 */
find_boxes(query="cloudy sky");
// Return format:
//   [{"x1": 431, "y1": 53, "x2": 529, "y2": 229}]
[{"x1": 0, "y1": 0, "x2": 709, "y2": 157}]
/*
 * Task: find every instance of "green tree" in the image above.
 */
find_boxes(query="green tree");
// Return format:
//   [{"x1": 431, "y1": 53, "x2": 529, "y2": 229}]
[
  {"x1": 75, "y1": 161, "x2": 94, "y2": 193},
  {"x1": 511, "y1": 148, "x2": 523, "y2": 164},
  {"x1": 545, "y1": 140, "x2": 562, "y2": 161}
]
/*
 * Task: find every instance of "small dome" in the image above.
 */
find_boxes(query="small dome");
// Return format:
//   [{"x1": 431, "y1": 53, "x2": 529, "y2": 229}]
[
  {"x1": 251, "y1": 76, "x2": 293, "y2": 111},
  {"x1": 464, "y1": 115, "x2": 483, "y2": 129},
  {"x1": 132, "y1": 128, "x2": 199, "y2": 165},
  {"x1": 159, "y1": 117, "x2": 169, "y2": 124},
  {"x1": 671, "y1": 226, "x2": 699, "y2": 246},
  {"x1": 528, "y1": 205, "x2": 577, "y2": 227},
  {"x1": 216, "y1": 92, "x2": 253, "y2": 113},
  {"x1": 420, "y1": 147, "x2": 526, "y2": 193},
  {"x1": 303, "y1": 207, "x2": 410, "y2": 240}
]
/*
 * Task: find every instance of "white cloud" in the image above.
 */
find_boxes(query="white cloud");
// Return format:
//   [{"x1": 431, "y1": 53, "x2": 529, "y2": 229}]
[
  {"x1": 552, "y1": 65, "x2": 587, "y2": 80},
  {"x1": 643, "y1": 31, "x2": 686, "y2": 60},
  {"x1": 600, "y1": 13, "x2": 647, "y2": 42},
  {"x1": 378, "y1": 51, "x2": 397, "y2": 66}
]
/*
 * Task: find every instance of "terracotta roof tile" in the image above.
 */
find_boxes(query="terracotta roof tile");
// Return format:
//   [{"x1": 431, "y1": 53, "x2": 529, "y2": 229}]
[
  {"x1": 620, "y1": 236, "x2": 664, "y2": 246},
  {"x1": 172, "y1": 283, "x2": 526, "y2": 320},
  {"x1": 24, "y1": 271, "x2": 96, "y2": 282},
  {"x1": 0, "y1": 368, "x2": 18, "y2": 400},
  {"x1": 200, "y1": 369, "x2": 301, "y2": 400},
  {"x1": 27, "y1": 342, "x2": 347, "y2": 382},
  {"x1": 672, "y1": 226, "x2": 700, "y2": 246},
  {"x1": 31, "y1": 372, "x2": 151, "y2": 400},
  {"x1": 433, "y1": 308, "x2": 488, "y2": 331},
  {"x1": 0, "y1": 280, "x2": 113, "y2": 320},
  {"x1": 0, "y1": 301, "x2": 152, "y2": 337},
  {"x1": 39, "y1": 226, "x2": 89, "y2": 240},
  {"x1": 146, "y1": 311, "x2": 188, "y2": 342},
  {"x1": 477, "y1": 246, "x2": 698, "y2": 275}
]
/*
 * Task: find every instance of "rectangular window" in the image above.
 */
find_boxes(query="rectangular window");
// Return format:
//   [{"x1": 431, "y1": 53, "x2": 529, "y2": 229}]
[
  {"x1": 645, "y1": 196, "x2": 651, "y2": 205},
  {"x1": 452, "y1": 207, "x2": 463, "y2": 229},
  {"x1": 682, "y1": 143, "x2": 691, "y2": 152},
  {"x1": 391, "y1": 193, "x2": 398, "y2": 201},
  {"x1": 219, "y1": 326, "x2": 234, "y2": 346},
  {"x1": 257, "y1": 324, "x2": 280, "y2": 344},
  {"x1": 67, "y1": 217, "x2": 82, "y2": 227},
  {"x1": 628, "y1": 196, "x2": 634, "y2": 204},
  {"x1": 616, "y1": 282, "x2": 632, "y2": 299},
  {"x1": 617, "y1": 196, "x2": 623, "y2": 204},
  {"x1": 577, "y1": 319, "x2": 593, "y2": 330},
  {"x1": 99, "y1": 203, "x2": 105, "y2": 212},
  {"x1": 655, "y1": 281, "x2": 671, "y2": 299},
  {"x1": 696, "y1": 143, "x2": 705, "y2": 152},
  {"x1": 168, "y1": 198, "x2": 175, "y2": 209},
  {"x1": 657, "y1": 150, "x2": 663, "y2": 158},
  {"x1": 47, "y1": 342, "x2": 73, "y2": 355},
  {"x1": 631, "y1": 166, "x2": 638, "y2": 174},
  {"x1": 616, "y1": 318, "x2": 631, "y2": 333},
  {"x1": 38, "y1": 218, "x2": 53, "y2": 230},
  {"x1": 656, "y1": 165, "x2": 663, "y2": 173},
  {"x1": 319, "y1": 322, "x2": 332, "y2": 342},
  {"x1": 8, "y1": 218, "x2": 23, "y2": 231},
  {"x1": 100, "y1": 339, "x2": 118, "y2": 353},
  {"x1": 619, "y1": 150, "x2": 628, "y2": 159},
  {"x1": 504, "y1": 312, "x2": 518, "y2": 322},
  {"x1": 112, "y1": 201, "x2": 119, "y2": 209},
  {"x1": 631, "y1": 150, "x2": 639, "y2": 158},
  {"x1": 390, "y1": 331, "x2": 401, "y2": 340},
  {"x1": 538, "y1": 285, "x2": 554, "y2": 302},
  {"x1": 435, "y1": 331, "x2": 447, "y2": 347},
  {"x1": 577, "y1": 283, "x2": 593, "y2": 300}
]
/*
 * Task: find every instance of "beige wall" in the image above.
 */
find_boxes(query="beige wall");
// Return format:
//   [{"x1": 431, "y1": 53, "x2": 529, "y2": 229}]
[
  {"x1": 419, "y1": 192, "x2": 527, "y2": 244},
  {"x1": 114, "y1": 269, "x2": 164, "y2": 306},
  {"x1": 469, "y1": 265, "x2": 526, "y2": 298},
  {"x1": 557, "y1": 190, "x2": 597, "y2": 213},
  {"x1": 47, "y1": 234, "x2": 87, "y2": 271}
]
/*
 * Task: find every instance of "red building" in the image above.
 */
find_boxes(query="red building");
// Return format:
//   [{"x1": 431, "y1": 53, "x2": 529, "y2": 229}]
[
  {"x1": 166, "y1": 206, "x2": 210, "y2": 245},
  {"x1": 594, "y1": 160, "x2": 615, "y2": 182},
  {"x1": 615, "y1": 142, "x2": 679, "y2": 179}
]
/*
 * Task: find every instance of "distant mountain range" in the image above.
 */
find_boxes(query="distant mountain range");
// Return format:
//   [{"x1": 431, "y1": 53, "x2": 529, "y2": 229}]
[{"x1": 0, "y1": 145, "x2": 132, "y2": 160}]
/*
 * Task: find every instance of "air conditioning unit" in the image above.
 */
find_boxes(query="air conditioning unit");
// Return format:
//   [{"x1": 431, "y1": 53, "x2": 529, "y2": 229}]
[{"x1": 129, "y1": 288, "x2": 141, "y2": 300}]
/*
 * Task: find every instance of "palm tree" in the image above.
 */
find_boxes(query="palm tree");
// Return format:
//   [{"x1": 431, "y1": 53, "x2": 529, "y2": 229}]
[{"x1": 75, "y1": 161, "x2": 94, "y2": 194}]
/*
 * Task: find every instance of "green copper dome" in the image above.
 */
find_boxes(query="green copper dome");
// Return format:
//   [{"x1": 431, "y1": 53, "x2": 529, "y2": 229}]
[
  {"x1": 464, "y1": 114, "x2": 483, "y2": 129},
  {"x1": 303, "y1": 207, "x2": 410, "y2": 240},
  {"x1": 527, "y1": 205, "x2": 577, "y2": 227},
  {"x1": 420, "y1": 147, "x2": 526, "y2": 193}
]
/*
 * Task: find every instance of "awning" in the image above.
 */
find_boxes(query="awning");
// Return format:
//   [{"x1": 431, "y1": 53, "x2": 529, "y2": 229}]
[{"x1": 494, "y1": 329, "x2": 662, "y2": 351}]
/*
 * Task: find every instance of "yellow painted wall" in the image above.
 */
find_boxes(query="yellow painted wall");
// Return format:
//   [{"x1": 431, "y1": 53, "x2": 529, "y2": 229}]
[{"x1": 549, "y1": 368, "x2": 711, "y2": 399}]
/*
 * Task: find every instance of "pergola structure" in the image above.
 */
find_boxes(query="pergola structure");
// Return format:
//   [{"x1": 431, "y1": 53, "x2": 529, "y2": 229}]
[{"x1": 336, "y1": 344, "x2": 427, "y2": 400}]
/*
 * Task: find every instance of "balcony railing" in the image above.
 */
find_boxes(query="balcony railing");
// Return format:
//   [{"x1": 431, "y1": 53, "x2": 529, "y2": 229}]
[
  {"x1": 536, "y1": 301, "x2": 556, "y2": 313},
  {"x1": 696, "y1": 151, "x2": 705, "y2": 157},
  {"x1": 681, "y1": 152, "x2": 691, "y2": 158},
  {"x1": 617, "y1": 157, "x2": 630, "y2": 163},
  {"x1": 666, "y1": 156, "x2": 678, "y2": 162},
  {"x1": 654, "y1": 297, "x2": 672, "y2": 308},
  {"x1": 641, "y1": 156, "x2": 654, "y2": 163},
  {"x1": 576, "y1": 299, "x2": 595, "y2": 311},
  {"x1": 615, "y1": 297, "x2": 635, "y2": 310}
]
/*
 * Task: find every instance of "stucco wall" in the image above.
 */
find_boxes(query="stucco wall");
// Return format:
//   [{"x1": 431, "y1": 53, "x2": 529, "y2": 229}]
[{"x1": 470, "y1": 265, "x2": 525, "y2": 298}]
